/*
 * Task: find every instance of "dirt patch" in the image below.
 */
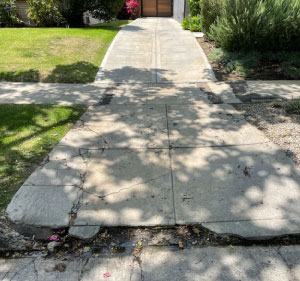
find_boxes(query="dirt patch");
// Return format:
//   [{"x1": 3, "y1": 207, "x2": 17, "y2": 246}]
[
  {"x1": 198, "y1": 38, "x2": 291, "y2": 81},
  {"x1": 234, "y1": 102, "x2": 300, "y2": 167}
]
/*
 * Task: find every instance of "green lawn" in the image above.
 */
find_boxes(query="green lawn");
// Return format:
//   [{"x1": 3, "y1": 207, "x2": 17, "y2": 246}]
[
  {"x1": 0, "y1": 104, "x2": 85, "y2": 210},
  {"x1": 0, "y1": 20, "x2": 130, "y2": 83}
]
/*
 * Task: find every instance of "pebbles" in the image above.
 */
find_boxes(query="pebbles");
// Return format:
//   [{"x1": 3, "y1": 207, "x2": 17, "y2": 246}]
[{"x1": 234, "y1": 102, "x2": 300, "y2": 167}]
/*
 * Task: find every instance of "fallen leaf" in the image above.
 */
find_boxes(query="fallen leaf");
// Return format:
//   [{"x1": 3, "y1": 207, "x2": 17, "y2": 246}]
[
  {"x1": 193, "y1": 227, "x2": 200, "y2": 235},
  {"x1": 103, "y1": 272, "x2": 111, "y2": 278},
  {"x1": 227, "y1": 245, "x2": 234, "y2": 250},
  {"x1": 137, "y1": 240, "x2": 143, "y2": 247},
  {"x1": 83, "y1": 247, "x2": 90, "y2": 253},
  {"x1": 178, "y1": 241, "x2": 184, "y2": 249},
  {"x1": 133, "y1": 249, "x2": 141, "y2": 256}
]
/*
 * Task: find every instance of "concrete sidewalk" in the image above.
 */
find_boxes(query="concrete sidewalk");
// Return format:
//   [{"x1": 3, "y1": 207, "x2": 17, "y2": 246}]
[
  {"x1": 4, "y1": 18, "x2": 300, "y2": 241},
  {"x1": 6, "y1": 84, "x2": 300, "y2": 240},
  {"x1": 1, "y1": 246, "x2": 300, "y2": 281}
]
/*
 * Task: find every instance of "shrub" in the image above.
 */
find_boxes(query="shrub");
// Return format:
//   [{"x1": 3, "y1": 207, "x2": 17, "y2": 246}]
[
  {"x1": 285, "y1": 100, "x2": 300, "y2": 115},
  {"x1": 182, "y1": 16, "x2": 190, "y2": 30},
  {"x1": 181, "y1": 15, "x2": 202, "y2": 31},
  {"x1": 0, "y1": 0, "x2": 22, "y2": 27},
  {"x1": 201, "y1": 0, "x2": 223, "y2": 33},
  {"x1": 60, "y1": 0, "x2": 88, "y2": 27},
  {"x1": 89, "y1": 0, "x2": 125, "y2": 22},
  {"x1": 27, "y1": 0, "x2": 64, "y2": 27},
  {"x1": 188, "y1": 0, "x2": 201, "y2": 17},
  {"x1": 208, "y1": 0, "x2": 300, "y2": 51},
  {"x1": 126, "y1": 0, "x2": 138, "y2": 19}
]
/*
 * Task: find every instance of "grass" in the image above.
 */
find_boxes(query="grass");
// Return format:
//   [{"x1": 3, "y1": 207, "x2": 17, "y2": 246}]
[
  {"x1": 271, "y1": 99, "x2": 300, "y2": 115},
  {"x1": 0, "y1": 20, "x2": 130, "y2": 83},
  {"x1": 207, "y1": 46, "x2": 300, "y2": 80},
  {"x1": 0, "y1": 104, "x2": 85, "y2": 210}
]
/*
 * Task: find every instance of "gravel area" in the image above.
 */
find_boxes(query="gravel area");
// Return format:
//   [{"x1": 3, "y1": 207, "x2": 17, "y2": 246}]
[{"x1": 234, "y1": 103, "x2": 300, "y2": 167}]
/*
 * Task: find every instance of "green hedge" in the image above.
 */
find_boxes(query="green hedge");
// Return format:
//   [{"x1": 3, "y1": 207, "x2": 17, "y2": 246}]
[{"x1": 207, "y1": 0, "x2": 300, "y2": 51}]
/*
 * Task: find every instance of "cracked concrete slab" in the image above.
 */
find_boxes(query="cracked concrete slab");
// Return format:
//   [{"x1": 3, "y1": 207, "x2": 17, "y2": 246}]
[
  {"x1": 72, "y1": 148, "x2": 175, "y2": 227},
  {"x1": 6, "y1": 185, "x2": 80, "y2": 229},
  {"x1": 167, "y1": 103, "x2": 269, "y2": 147},
  {"x1": 60, "y1": 105, "x2": 169, "y2": 149},
  {"x1": 171, "y1": 143, "x2": 300, "y2": 237}
]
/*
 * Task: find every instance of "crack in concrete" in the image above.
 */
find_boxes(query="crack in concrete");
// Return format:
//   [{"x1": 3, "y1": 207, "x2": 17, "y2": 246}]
[
  {"x1": 83, "y1": 172, "x2": 170, "y2": 200},
  {"x1": 276, "y1": 246, "x2": 296, "y2": 281},
  {"x1": 2, "y1": 259, "x2": 34, "y2": 281},
  {"x1": 77, "y1": 258, "x2": 90, "y2": 281},
  {"x1": 32, "y1": 259, "x2": 39, "y2": 281}
]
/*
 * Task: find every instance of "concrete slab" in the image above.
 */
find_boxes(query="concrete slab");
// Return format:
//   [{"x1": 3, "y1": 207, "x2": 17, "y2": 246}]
[
  {"x1": 159, "y1": 53, "x2": 212, "y2": 82},
  {"x1": 230, "y1": 81, "x2": 300, "y2": 103},
  {"x1": 23, "y1": 146, "x2": 90, "y2": 187},
  {"x1": 279, "y1": 246, "x2": 300, "y2": 281},
  {"x1": 1, "y1": 246, "x2": 299, "y2": 281},
  {"x1": 206, "y1": 82, "x2": 241, "y2": 104},
  {"x1": 167, "y1": 103, "x2": 269, "y2": 147},
  {"x1": 107, "y1": 83, "x2": 211, "y2": 105},
  {"x1": 68, "y1": 224, "x2": 100, "y2": 240},
  {"x1": 171, "y1": 144, "x2": 300, "y2": 237},
  {"x1": 141, "y1": 247, "x2": 291, "y2": 281},
  {"x1": 0, "y1": 82, "x2": 106, "y2": 105},
  {"x1": 60, "y1": 105, "x2": 169, "y2": 149},
  {"x1": 6, "y1": 185, "x2": 80, "y2": 228},
  {"x1": 72, "y1": 148, "x2": 174, "y2": 227}
]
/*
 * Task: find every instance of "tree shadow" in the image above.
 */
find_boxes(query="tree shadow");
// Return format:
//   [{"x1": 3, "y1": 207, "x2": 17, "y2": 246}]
[
  {"x1": 0, "y1": 69, "x2": 40, "y2": 82},
  {"x1": 44, "y1": 62, "x2": 99, "y2": 84}
]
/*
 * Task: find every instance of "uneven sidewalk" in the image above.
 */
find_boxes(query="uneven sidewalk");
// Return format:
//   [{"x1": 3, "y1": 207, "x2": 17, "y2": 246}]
[
  {"x1": 1, "y1": 246, "x2": 300, "y2": 281},
  {"x1": 5, "y1": 83, "x2": 300, "y2": 240}
]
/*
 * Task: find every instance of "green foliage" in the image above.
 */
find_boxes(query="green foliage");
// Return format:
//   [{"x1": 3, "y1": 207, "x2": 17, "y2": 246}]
[
  {"x1": 271, "y1": 101, "x2": 283, "y2": 108},
  {"x1": 285, "y1": 100, "x2": 300, "y2": 115},
  {"x1": 208, "y1": 0, "x2": 300, "y2": 51},
  {"x1": 60, "y1": 0, "x2": 88, "y2": 27},
  {"x1": 27, "y1": 0, "x2": 64, "y2": 27},
  {"x1": 209, "y1": 48, "x2": 260, "y2": 75},
  {"x1": 181, "y1": 16, "x2": 190, "y2": 30},
  {"x1": 0, "y1": 0, "x2": 22, "y2": 27},
  {"x1": 89, "y1": 0, "x2": 125, "y2": 22},
  {"x1": 181, "y1": 16, "x2": 202, "y2": 31},
  {"x1": 201, "y1": 0, "x2": 223, "y2": 32},
  {"x1": 188, "y1": 0, "x2": 201, "y2": 16}
]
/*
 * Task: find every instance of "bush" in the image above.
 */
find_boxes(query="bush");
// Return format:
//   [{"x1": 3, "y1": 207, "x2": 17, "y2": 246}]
[
  {"x1": 208, "y1": 0, "x2": 300, "y2": 51},
  {"x1": 89, "y1": 0, "x2": 125, "y2": 22},
  {"x1": 285, "y1": 100, "x2": 300, "y2": 115},
  {"x1": 181, "y1": 16, "x2": 202, "y2": 31},
  {"x1": 0, "y1": 0, "x2": 22, "y2": 27},
  {"x1": 188, "y1": 0, "x2": 201, "y2": 17},
  {"x1": 60, "y1": 0, "x2": 87, "y2": 27},
  {"x1": 27, "y1": 0, "x2": 64, "y2": 27},
  {"x1": 201, "y1": 0, "x2": 223, "y2": 33}
]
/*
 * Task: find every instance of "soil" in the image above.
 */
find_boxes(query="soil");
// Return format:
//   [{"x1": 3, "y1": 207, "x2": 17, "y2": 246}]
[
  {"x1": 234, "y1": 103, "x2": 300, "y2": 168},
  {"x1": 197, "y1": 37, "x2": 289, "y2": 81}
]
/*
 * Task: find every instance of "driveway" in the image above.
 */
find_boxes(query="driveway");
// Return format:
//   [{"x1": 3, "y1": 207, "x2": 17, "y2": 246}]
[{"x1": 95, "y1": 18, "x2": 216, "y2": 83}]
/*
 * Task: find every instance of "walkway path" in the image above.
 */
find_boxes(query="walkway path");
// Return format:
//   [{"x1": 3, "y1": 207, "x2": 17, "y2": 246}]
[
  {"x1": 94, "y1": 18, "x2": 216, "y2": 83},
  {"x1": 5, "y1": 18, "x2": 300, "y2": 240}
]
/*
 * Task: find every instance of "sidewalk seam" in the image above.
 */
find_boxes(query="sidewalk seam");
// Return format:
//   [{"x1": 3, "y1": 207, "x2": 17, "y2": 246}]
[{"x1": 165, "y1": 104, "x2": 176, "y2": 224}]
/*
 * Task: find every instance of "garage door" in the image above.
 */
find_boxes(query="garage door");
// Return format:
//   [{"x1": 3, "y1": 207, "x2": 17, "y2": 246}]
[{"x1": 142, "y1": 0, "x2": 172, "y2": 17}]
